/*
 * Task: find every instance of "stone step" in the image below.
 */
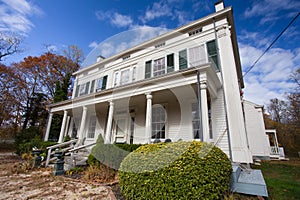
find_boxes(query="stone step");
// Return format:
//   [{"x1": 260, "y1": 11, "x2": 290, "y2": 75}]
[{"x1": 231, "y1": 166, "x2": 268, "y2": 197}]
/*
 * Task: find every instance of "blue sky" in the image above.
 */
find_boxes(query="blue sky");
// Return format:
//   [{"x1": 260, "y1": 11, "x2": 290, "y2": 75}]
[{"x1": 1, "y1": 0, "x2": 299, "y2": 107}]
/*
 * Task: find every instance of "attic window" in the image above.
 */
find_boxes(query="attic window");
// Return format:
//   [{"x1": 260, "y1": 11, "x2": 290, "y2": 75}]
[
  {"x1": 188, "y1": 28, "x2": 202, "y2": 36},
  {"x1": 122, "y1": 55, "x2": 131, "y2": 61},
  {"x1": 155, "y1": 42, "x2": 165, "y2": 48}
]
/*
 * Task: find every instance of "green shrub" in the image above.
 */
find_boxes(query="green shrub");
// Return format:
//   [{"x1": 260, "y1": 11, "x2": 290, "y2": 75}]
[
  {"x1": 119, "y1": 141, "x2": 232, "y2": 200},
  {"x1": 15, "y1": 127, "x2": 56, "y2": 155},
  {"x1": 88, "y1": 134, "x2": 143, "y2": 169}
]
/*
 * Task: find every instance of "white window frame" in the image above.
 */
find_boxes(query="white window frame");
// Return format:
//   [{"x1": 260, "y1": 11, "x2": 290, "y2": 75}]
[
  {"x1": 79, "y1": 83, "x2": 87, "y2": 96},
  {"x1": 191, "y1": 102, "x2": 201, "y2": 140},
  {"x1": 153, "y1": 57, "x2": 166, "y2": 77},
  {"x1": 113, "y1": 65, "x2": 137, "y2": 87},
  {"x1": 96, "y1": 76, "x2": 107, "y2": 92},
  {"x1": 151, "y1": 104, "x2": 167, "y2": 140},
  {"x1": 87, "y1": 115, "x2": 97, "y2": 139}
]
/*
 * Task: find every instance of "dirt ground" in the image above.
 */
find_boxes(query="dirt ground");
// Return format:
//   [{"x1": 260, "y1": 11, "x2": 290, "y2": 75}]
[{"x1": 0, "y1": 152, "x2": 116, "y2": 200}]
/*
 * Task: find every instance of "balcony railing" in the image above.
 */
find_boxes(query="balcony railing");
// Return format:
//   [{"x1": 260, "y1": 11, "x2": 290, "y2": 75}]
[{"x1": 270, "y1": 146, "x2": 279, "y2": 155}]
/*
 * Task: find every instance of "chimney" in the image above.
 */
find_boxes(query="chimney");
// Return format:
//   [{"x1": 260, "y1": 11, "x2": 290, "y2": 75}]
[
  {"x1": 214, "y1": 0, "x2": 224, "y2": 12},
  {"x1": 97, "y1": 55, "x2": 105, "y2": 62}
]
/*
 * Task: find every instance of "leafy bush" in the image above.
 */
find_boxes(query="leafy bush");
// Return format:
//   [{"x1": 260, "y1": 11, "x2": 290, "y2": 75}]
[
  {"x1": 88, "y1": 134, "x2": 143, "y2": 169},
  {"x1": 15, "y1": 127, "x2": 56, "y2": 155},
  {"x1": 119, "y1": 141, "x2": 232, "y2": 200}
]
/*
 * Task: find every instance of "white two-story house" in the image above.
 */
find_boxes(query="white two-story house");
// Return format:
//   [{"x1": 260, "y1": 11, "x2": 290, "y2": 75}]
[{"x1": 45, "y1": 1, "x2": 256, "y2": 163}]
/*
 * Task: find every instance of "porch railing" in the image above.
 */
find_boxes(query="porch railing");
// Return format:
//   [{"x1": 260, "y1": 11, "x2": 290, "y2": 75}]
[
  {"x1": 45, "y1": 139, "x2": 78, "y2": 167},
  {"x1": 270, "y1": 146, "x2": 280, "y2": 155}
]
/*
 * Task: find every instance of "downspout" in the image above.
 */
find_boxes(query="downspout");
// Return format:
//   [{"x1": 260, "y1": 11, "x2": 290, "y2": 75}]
[
  {"x1": 196, "y1": 70, "x2": 203, "y2": 141},
  {"x1": 213, "y1": 17, "x2": 233, "y2": 161}
]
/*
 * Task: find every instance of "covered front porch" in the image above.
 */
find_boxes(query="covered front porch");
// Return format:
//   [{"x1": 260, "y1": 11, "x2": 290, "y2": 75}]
[{"x1": 45, "y1": 64, "x2": 220, "y2": 146}]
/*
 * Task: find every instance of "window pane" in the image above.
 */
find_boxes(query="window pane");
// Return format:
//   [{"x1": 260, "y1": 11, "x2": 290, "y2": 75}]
[
  {"x1": 152, "y1": 105, "x2": 166, "y2": 139},
  {"x1": 192, "y1": 103, "x2": 200, "y2": 139},
  {"x1": 90, "y1": 80, "x2": 95, "y2": 93},
  {"x1": 75, "y1": 85, "x2": 80, "y2": 97},
  {"x1": 79, "y1": 84, "x2": 86, "y2": 96},
  {"x1": 207, "y1": 40, "x2": 219, "y2": 70},
  {"x1": 179, "y1": 49, "x2": 187, "y2": 69},
  {"x1": 121, "y1": 68, "x2": 130, "y2": 85},
  {"x1": 132, "y1": 66, "x2": 137, "y2": 81},
  {"x1": 114, "y1": 72, "x2": 119, "y2": 86},
  {"x1": 97, "y1": 77, "x2": 103, "y2": 91},
  {"x1": 145, "y1": 61, "x2": 152, "y2": 78},
  {"x1": 167, "y1": 54, "x2": 174, "y2": 73},
  {"x1": 153, "y1": 57, "x2": 165, "y2": 77},
  {"x1": 88, "y1": 116, "x2": 96, "y2": 138}
]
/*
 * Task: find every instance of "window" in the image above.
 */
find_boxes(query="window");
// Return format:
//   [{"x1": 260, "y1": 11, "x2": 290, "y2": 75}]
[
  {"x1": 120, "y1": 68, "x2": 130, "y2": 85},
  {"x1": 167, "y1": 54, "x2": 174, "y2": 73},
  {"x1": 87, "y1": 116, "x2": 96, "y2": 138},
  {"x1": 75, "y1": 85, "x2": 80, "y2": 97},
  {"x1": 132, "y1": 66, "x2": 137, "y2": 81},
  {"x1": 79, "y1": 83, "x2": 87, "y2": 96},
  {"x1": 114, "y1": 66, "x2": 137, "y2": 86},
  {"x1": 191, "y1": 103, "x2": 200, "y2": 139},
  {"x1": 90, "y1": 80, "x2": 95, "y2": 93},
  {"x1": 153, "y1": 57, "x2": 165, "y2": 77},
  {"x1": 189, "y1": 45, "x2": 206, "y2": 67},
  {"x1": 207, "y1": 40, "x2": 219, "y2": 70},
  {"x1": 145, "y1": 60, "x2": 152, "y2": 79},
  {"x1": 152, "y1": 105, "x2": 166, "y2": 139},
  {"x1": 179, "y1": 49, "x2": 187, "y2": 69},
  {"x1": 96, "y1": 75, "x2": 108, "y2": 92}
]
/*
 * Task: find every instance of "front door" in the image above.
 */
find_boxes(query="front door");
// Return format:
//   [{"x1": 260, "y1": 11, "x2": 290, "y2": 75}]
[{"x1": 112, "y1": 116, "x2": 129, "y2": 143}]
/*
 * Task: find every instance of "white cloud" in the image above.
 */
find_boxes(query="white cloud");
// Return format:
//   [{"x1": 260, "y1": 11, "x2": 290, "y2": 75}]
[
  {"x1": 88, "y1": 41, "x2": 98, "y2": 49},
  {"x1": 96, "y1": 11, "x2": 133, "y2": 28},
  {"x1": 142, "y1": 1, "x2": 172, "y2": 23},
  {"x1": 244, "y1": 0, "x2": 300, "y2": 24},
  {"x1": 83, "y1": 26, "x2": 169, "y2": 67},
  {"x1": 0, "y1": 0, "x2": 42, "y2": 34},
  {"x1": 240, "y1": 42, "x2": 299, "y2": 106}
]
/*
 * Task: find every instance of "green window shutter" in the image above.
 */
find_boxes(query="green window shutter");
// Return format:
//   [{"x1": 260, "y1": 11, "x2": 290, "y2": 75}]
[
  {"x1": 101, "y1": 75, "x2": 108, "y2": 90},
  {"x1": 179, "y1": 49, "x2": 187, "y2": 70},
  {"x1": 75, "y1": 85, "x2": 80, "y2": 97},
  {"x1": 145, "y1": 60, "x2": 152, "y2": 78},
  {"x1": 207, "y1": 40, "x2": 219, "y2": 70},
  {"x1": 85, "y1": 82, "x2": 90, "y2": 94},
  {"x1": 167, "y1": 54, "x2": 174, "y2": 73},
  {"x1": 90, "y1": 80, "x2": 95, "y2": 93}
]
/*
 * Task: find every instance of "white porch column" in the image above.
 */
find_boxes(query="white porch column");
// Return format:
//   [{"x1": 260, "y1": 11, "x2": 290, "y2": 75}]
[
  {"x1": 200, "y1": 82, "x2": 210, "y2": 142},
  {"x1": 58, "y1": 110, "x2": 68, "y2": 143},
  {"x1": 217, "y1": 24, "x2": 252, "y2": 163},
  {"x1": 78, "y1": 106, "x2": 88, "y2": 141},
  {"x1": 64, "y1": 116, "x2": 71, "y2": 137},
  {"x1": 145, "y1": 93, "x2": 152, "y2": 144},
  {"x1": 44, "y1": 112, "x2": 53, "y2": 141},
  {"x1": 105, "y1": 101, "x2": 114, "y2": 144}
]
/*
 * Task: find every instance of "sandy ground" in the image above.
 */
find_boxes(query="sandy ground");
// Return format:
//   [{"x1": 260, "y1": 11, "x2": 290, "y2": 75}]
[{"x1": 0, "y1": 152, "x2": 116, "y2": 200}]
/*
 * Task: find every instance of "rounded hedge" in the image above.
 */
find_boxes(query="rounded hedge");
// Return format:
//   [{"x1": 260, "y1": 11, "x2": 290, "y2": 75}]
[{"x1": 119, "y1": 141, "x2": 232, "y2": 200}]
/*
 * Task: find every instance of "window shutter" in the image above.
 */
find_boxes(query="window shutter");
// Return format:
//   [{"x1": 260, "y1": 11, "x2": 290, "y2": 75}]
[
  {"x1": 167, "y1": 54, "x2": 174, "y2": 73},
  {"x1": 75, "y1": 85, "x2": 80, "y2": 97},
  {"x1": 207, "y1": 40, "x2": 219, "y2": 70},
  {"x1": 101, "y1": 75, "x2": 108, "y2": 90},
  {"x1": 90, "y1": 80, "x2": 95, "y2": 93},
  {"x1": 179, "y1": 49, "x2": 187, "y2": 70},
  {"x1": 189, "y1": 45, "x2": 206, "y2": 67},
  {"x1": 85, "y1": 82, "x2": 90, "y2": 94},
  {"x1": 145, "y1": 60, "x2": 152, "y2": 78}
]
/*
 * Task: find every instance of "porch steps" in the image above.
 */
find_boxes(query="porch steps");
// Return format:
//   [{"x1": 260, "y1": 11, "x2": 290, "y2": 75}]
[{"x1": 231, "y1": 164, "x2": 268, "y2": 197}]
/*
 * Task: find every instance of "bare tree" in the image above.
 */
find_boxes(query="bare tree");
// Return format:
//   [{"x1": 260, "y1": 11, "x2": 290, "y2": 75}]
[{"x1": 0, "y1": 32, "x2": 23, "y2": 62}]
